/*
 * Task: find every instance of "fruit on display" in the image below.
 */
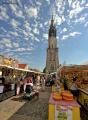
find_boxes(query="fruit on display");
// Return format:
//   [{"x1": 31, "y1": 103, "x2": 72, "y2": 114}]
[
  {"x1": 53, "y1": 93, "x2": 62, "y2": 101},
  {"x1": 62, "y1": 91, "x2": 73, "y2": 101}
]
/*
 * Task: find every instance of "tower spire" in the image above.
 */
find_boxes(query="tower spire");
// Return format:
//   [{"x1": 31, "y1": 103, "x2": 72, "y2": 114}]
[
  {"x1": 51, "y1": 14, "x2": 54, "y2": 26},
  {"x1": 52, "y1": 14, "x2": 53, "y2": 20}
]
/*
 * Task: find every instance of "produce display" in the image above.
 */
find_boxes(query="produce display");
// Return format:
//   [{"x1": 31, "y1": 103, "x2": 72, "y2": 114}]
[
  {"x1": 52, "y1": 91, "x2": 73, "y2": 101},
  {"x1": 49, "y1": 85, "x2": 80, "y2": 120},
  {"x1": 62, "y1": 91, "x2": 73, "y2": 101},
  {"x1": 53, "y1": 93, "x2": 62, "y2": 101}
]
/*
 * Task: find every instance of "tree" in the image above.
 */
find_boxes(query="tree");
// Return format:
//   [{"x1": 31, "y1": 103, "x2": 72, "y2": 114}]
[{"x1": 43, "y1": 67, "x2": 46, "y2": 73}]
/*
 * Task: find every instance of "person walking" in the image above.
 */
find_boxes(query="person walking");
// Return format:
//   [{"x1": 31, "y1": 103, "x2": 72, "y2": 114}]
[
  {"x1": 70, "y1": 79, "x2": 79, "y2": 100},
  {"x1": 41, "y1": 76, "x2": 45, "y2": 91}
]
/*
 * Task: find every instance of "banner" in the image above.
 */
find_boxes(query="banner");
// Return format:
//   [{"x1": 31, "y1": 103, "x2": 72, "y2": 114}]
[{"x1": 55, "y1": 105, "x2": 72, "y2": 120}]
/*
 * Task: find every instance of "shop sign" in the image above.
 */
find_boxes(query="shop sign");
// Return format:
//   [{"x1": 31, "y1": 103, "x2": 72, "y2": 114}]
[
  {"x1": 3, "y1": 58, "x2": 12, "y2": 66},
  {"x1": 55, "y1": 105, "x2": 72, "y2": 120}
]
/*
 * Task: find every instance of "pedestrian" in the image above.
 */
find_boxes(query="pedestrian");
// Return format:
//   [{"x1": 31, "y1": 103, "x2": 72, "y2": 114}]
[
  {"x1": 41, "y1": 76, "x2": 45, "y2": 91},
  {"x1": 70, "y1": 79, "x2": 79, "y2": 100},
  {"x1": 16, "y1": 80, "x2": 21, "y2": 95}
]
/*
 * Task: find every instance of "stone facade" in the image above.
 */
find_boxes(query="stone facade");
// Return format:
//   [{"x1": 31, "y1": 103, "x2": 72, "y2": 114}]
[{"x1": 46, "y1": 16, "x2": 59, "y2": 73}]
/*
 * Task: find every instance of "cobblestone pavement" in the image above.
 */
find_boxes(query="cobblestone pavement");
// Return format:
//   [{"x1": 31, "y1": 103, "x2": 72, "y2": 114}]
[
  {"x1": 0, "y1": 95, "x2": 25, "y2": 120},
  {"x1": 0, "y1": 87, "x2": 51, "y2": 120}
]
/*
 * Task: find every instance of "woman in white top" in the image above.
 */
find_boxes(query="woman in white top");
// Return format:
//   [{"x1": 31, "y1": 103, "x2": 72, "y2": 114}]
[{"x1": 70, "y1": 80, "x2": 79, "y2": 97}]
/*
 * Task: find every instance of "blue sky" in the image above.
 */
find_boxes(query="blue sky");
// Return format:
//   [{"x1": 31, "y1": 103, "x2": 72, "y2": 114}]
[{"x1": 0, "y1": 0, "x2": 88, "y2": 71}]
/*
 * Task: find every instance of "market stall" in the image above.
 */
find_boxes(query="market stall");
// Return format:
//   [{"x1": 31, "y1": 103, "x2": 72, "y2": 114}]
[
  {"x1": 48, "y1": 84, "x2": 80, "y2": 120},
  {"x1": 0, "y1": 82, "x2": 15, "y2": 102},
  {"x1": 78, "y1": 87, "x2": 88, "y2": 109}
]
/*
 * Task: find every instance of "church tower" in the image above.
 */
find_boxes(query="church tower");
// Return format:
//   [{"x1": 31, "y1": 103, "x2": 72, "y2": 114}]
[{"x1": 46, "y1": 16, "x2": 59, "y2": 73}]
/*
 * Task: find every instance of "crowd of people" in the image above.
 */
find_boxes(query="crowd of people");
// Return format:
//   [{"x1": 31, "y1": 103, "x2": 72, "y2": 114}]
[
  {"x1": 15, "y1": 74, "x2": 56, "y2": 96},
  {"x1": 0, "y1": 71, "x2": 83, "y2": 101},
  {"x1": 0, "y1": 70, "x2": 82, "y2": 100}
]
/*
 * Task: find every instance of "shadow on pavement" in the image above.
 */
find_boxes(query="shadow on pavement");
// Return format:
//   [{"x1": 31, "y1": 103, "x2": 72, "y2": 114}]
[{"x1": 8, "y1": 87, "x2": 51, "y2": 120}]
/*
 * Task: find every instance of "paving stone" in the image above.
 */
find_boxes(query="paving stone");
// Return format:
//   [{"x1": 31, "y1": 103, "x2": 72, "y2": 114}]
[{"x1": 9, "y1": 87, "x2": 51, "y2": 120}]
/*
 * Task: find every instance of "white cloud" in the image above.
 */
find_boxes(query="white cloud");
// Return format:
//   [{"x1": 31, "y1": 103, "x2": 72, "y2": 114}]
[
  {"x1": 45, "y1": 0, "x2": 50, "y2": 4},
  {"x1": 23, "y1": 30, "x2": 29, "y2": 37},
  {"x1": 61, "y1": 15, "x2": 65, "y2": 22},
  {"x1": 81, "y1": 0, "x2": 87, "y2": 5},
  {"x1": 33, "y1": 28, "x2": 39, "y2": 34},
  {"x1": 11, "y1": 19, "x2": 19, "y2": 28},
  {"x1": 19, "y1": 52, "x2": 32, "y2": 55},
  {"x1": 68, "y1": 0, "x2": 85, "y2": 19},
  {"x1": 36, "y1": 1, "x2": 42, "y2": 6},
  {"x1": 39, "y1": 23, "x2": 43, "y2": 28},
  {"x1": 63, "y1": 28, "x2": 67, "y2": 32},
  {"x1": 34, "y1": 37, "x2": 40, "y2": 42},
  {"x1": 69, "y1": 7, "x2": 84, "y2": 19},
  {"x1": 55, "y1": 0, "x2": 65, "y2": 15},
  {"x1": 15, "y1": 10, "x2": 24, "y2": 18},
  {"x1": 24, "y1": 37, "x2": 29, "y2": 41},
  {"x1": 24, "y1": 21, "x2": 31, "y2": 31},
  {"x1": 84, "y1": 21, "x2": 88, "y2": 27},
  {"x1": 43, "y1": 33, "x2": 48, "y2": 40},
  {"x1": 29, "y1": 32, "x2": 34, "y2": 36},
  {"x1": 69, "y1": 32, "x2": 81, "y2": 36},
  {"x1": 14, "y1": 47, "x2": 33, "y2": 52},
  {"x1": 72, "y1": 0, "x2": 80, "y2": 9},
  {"x1": 25, "y1": 6, "x2": 38, "y2": 18},
  {"x1": 13, "y1": 42, "x2": 19, "y2": 48},
  {"x1": 68, "y1": 0, "x2": 73, "y2": 6},
  {"x1": 17, "y1": 0, "x2": 23, "y2": 7},
  {"x1": 10, "y1": 31, "x2": 18, "y2": 36},
  {"x1": 62, "y1": 35, "x2": 69, "y2": 40},
  {"x1": 62, "y1": 32, "x2": 81, "y2": 40},
  {"x1": 85, "y1": 3, "x2": 88, "y2": 7},
  {"x1": 10, "y1": 2, "x2": 24, "y2": 18},
  {"x1": 56, "y1": 15, "x2": 62, "y2": 25},
  {"x1": 4, "y1": 47, "x2": 33, "y2": 53},
  {"x1": 16, "y1": 48, "x2": 26, "y2": 52},
  {"x1": 44, "y1": 21, "x2": 49, "y2": 26},
  {"x1": 10, "y1": 4, "x2": 18, "y2": 13},
  {"x1": 10, "y1": 4, "x2": 24, "y2": 18},
  {"x1": 0, "y1": 7, "x2": 9, "y2": 20},
  {"x1": 0, "y1": 38, "x2": 12, "y2": 48},
  {"x1": 74, "y1": 16, "x2": 86, "y2": 23}
]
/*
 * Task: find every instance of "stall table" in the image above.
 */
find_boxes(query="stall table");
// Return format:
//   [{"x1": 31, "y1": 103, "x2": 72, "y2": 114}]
[{"x1": 48, "y1": 93, "x2": 80, "y2": 120}]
